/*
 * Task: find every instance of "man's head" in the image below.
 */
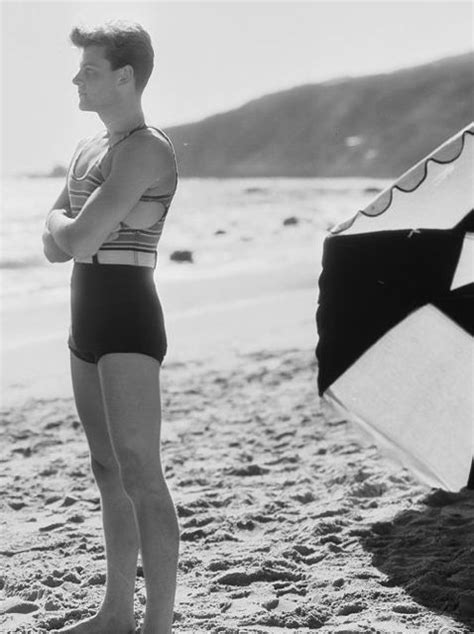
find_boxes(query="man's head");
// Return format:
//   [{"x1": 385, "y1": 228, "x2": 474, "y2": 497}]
[{"x1": 70, "y1": 20, "x2": 154, "y2": 111}]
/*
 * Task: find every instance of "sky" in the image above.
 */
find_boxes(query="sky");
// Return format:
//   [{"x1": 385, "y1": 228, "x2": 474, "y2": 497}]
[{"x1": 1, "y1": 0, "x2": 473, "y2": 175}]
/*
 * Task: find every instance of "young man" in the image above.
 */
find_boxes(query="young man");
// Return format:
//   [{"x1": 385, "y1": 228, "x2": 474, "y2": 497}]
[{"x1": 43, "y1": 21, "x2": 179, "y2": 634}]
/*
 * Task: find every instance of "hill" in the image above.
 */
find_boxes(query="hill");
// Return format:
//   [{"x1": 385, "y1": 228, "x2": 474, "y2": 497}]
[{"x1": 164, "y1": 52, "x2": 474, "y2": 178}]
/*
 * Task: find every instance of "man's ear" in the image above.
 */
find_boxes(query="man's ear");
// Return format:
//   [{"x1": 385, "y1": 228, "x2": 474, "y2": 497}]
[{"x1": 118, "y1": 65, "x2": 134, "y2": 86}]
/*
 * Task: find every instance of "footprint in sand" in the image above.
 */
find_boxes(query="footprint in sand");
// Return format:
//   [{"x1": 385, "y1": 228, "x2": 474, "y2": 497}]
[
  {"x1": 42, "y1": 574, "x2": 63, "y2": 588},
  {"x1": 225, "y1": 464, "x2": 270, "y2": 476},
  {"x1": 337, "y1": 602, "x2": 367, "y2": 616},
  {"x1": 253, "y1": 605, "x2": 327, "y2": 629},
  {"x1": 350, "y1": 480, "x2": 388, "y2": 498},
  {"x1": 39, "y1": 521, "x2": 65, "y2": 532},
  {"x1": 0, "y1": 598, "x2": 40, "y2": 614}
]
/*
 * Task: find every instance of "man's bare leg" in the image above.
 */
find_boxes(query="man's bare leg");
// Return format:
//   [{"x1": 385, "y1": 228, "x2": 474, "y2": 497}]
[
  {"x1": 98, "y1": 353, "x2": 180, "y2": 634},
  {"x1": 54, "y1": 353, "x2": 138, "y2": 633}
]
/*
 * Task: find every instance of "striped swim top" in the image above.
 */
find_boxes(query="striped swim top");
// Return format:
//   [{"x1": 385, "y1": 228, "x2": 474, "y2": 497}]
[{"x1": 67, "y1": 124, "x2": 178, "y2": 263}]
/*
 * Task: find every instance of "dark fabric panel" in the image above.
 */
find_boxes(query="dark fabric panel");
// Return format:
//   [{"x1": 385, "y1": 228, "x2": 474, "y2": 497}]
[
  {"x1": 468, "y1": 460, "x2": 474, "y2": 490},
  {"x1": 455, "y1": 209, "x2": 474, "y2": 232},
  {"x1": 316, "y1": 228, "x2": 466, "y2": 396}
]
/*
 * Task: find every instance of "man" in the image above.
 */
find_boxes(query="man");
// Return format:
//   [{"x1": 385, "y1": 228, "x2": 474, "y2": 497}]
[{"x1": 43, "y1": 21, "x2": 179, "y2": 634}]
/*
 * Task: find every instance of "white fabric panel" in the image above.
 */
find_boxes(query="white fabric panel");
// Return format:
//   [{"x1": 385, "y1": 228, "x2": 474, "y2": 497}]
[
  {"x1": 325, "y1": 305, "x2": 474, "y2": 492},
  {"x1": 451, "y1": 233, "x2": 474, "y2": 290},
  {"x1": 342, "y1": 131, "x2": 473, "y2": 235}
]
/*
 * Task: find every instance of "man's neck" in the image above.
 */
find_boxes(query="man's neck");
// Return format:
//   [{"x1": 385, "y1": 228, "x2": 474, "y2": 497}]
[{"x1": 98, "y1": 102, "x2": 146, "y2": 141}]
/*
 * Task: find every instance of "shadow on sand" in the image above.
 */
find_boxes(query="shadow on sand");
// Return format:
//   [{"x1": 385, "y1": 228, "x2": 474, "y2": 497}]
[{"x1": 361, "y1": 487, "x2": 474, "y2": 631}]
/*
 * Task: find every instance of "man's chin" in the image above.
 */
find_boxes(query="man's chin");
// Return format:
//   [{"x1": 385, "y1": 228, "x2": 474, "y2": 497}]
[{"x1": 78, "y1": 101, "x2": 95, "y2": 112}]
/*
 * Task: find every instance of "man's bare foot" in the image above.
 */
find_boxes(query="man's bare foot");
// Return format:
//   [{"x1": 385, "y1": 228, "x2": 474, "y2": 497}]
[{"x1": 53, "y1": 612, "x2": 136, "y2": 634}]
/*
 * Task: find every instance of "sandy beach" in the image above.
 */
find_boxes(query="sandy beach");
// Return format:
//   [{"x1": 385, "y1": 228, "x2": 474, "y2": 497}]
[{"x1": 1, "y1": 261, "x2": 474, "y2": 634}]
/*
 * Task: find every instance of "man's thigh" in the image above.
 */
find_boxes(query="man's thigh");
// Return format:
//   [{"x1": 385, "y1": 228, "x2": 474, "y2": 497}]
[
  {"x1": 97, "y1": 352, "x2": 162, "y2": 467},
  {"x1": 70, "y1": 350, "x2": 118, "y2": 469}
]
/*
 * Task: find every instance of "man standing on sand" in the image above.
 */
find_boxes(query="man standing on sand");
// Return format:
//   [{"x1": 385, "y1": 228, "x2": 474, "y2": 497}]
[{"x1": 42, "y1": 21, "x2": 179, "y2": 634}]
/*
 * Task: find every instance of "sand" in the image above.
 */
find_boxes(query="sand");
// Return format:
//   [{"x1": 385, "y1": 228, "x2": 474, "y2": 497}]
[{"x1": 1, "y1": 270, "x2": 474, "y2": 633}]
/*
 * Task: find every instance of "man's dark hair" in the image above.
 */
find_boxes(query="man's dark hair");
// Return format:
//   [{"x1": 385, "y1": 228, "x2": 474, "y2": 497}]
[{"x1": 70, "y1": 20, "x2": 154, "y2": 94}]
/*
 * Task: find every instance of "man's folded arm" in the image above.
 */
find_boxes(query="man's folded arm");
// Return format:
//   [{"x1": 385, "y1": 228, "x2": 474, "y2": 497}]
[{"x1": 46, "y1": 136, "x2": 171, "y2": 259}]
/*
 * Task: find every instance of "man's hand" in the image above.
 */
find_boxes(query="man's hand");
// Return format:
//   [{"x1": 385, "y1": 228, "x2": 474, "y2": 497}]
[{"x1": 42, "y1": 226, "x2": 73, "y2": 263}]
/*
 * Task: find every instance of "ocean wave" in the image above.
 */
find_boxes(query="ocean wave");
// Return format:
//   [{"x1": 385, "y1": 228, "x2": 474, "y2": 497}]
[{"x1": 0, "y1": 256, "x2": 44, "y2": 269}]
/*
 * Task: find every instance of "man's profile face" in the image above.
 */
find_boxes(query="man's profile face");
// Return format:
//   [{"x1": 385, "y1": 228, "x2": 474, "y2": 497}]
[{"x1": 72, "y1": 45, "x2": 122, "y2": 112}]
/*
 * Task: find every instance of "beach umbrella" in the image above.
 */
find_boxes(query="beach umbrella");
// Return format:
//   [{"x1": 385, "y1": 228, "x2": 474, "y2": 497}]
[{"x1": 316, "y1": 123, "x2": 474, "y2": 492}]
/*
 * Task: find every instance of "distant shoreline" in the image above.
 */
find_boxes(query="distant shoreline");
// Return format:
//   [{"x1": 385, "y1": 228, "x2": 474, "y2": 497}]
[
  {"x1": 13, "y1": 171, "x2": 389, "y2": 189},
  {"x1": 22, "y1": 164, "x2": 67, "y2": 179}
]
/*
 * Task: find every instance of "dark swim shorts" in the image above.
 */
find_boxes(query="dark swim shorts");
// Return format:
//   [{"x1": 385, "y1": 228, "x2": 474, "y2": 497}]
[{"x1": 68, "y1": 262, "x2": 167, "y2": 365}]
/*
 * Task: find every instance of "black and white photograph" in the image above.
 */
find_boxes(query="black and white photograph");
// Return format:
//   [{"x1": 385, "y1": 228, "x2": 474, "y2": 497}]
[{"x1": 1, "y1": 1, "x2": 473, "y2": 632}]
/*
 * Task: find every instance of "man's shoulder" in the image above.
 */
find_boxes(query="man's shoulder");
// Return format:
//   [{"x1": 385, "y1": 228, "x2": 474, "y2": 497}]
[
  {"x1": 117, "y1": 126, "x2": 176, "y2": 169},
  {"x1": 131, "y1": 126, "x2": 174, "y2": 153}
]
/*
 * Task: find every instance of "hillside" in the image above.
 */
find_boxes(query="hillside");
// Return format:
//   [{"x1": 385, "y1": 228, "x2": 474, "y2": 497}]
[{"x1": 164, "y1": 52, "x2": 474, "y2": 178}]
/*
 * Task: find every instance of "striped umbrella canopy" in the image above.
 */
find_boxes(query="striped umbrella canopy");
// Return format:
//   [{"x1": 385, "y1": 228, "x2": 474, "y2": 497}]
[{"x1": 316, "y1": 123, "x2": 473, "y2": 492}]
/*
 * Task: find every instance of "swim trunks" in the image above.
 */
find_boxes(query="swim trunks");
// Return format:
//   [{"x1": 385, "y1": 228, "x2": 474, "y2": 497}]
[{"x1": 68, "y1": 263, "x2": 167, "y2": 365}]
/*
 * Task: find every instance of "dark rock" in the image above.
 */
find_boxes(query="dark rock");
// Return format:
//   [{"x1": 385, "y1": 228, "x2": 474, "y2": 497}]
[
  {"x1": 170, "y1": 250, "x2": 193, "y2": 263},
  {"x1": 245, "y1": 187, "x2": 266, "y2": 194},
  {"x1": 283, "y1": 216, "x2": 299, "y2": 226}
]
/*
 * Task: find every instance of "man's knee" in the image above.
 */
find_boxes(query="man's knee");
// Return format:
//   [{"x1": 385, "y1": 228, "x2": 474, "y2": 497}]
[
  {"x1": 90, "y1": 454, "x2": 121, "y2": 484},
  {"x1": 116, "y1": 447, "x2": 166, "y2": 499}
]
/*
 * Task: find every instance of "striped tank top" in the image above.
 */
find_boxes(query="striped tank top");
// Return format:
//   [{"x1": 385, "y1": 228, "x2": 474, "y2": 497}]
[{"x1": 67, "y1": 124, "x2": 178, "y2": 264}]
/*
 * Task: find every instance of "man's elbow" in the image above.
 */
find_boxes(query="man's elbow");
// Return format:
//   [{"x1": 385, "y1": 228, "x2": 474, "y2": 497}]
[{"x1": 42, "y1": 231, "x2": 72, "y2": 263}]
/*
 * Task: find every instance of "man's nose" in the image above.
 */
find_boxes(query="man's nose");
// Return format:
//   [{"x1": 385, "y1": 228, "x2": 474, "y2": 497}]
[{"x1": 72, "y1": 72, "x2": 81, "y2": 85}]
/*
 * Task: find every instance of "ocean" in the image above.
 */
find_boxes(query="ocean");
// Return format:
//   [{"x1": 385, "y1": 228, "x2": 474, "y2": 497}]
[{"x1": 1, "y1": 176, "x2": 388, "y2": 310}]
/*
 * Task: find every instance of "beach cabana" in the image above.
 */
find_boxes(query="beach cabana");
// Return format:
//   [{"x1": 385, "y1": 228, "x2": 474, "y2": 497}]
[{"x1": 316, "y1": 123, "x2": 474, "y2": 492}]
